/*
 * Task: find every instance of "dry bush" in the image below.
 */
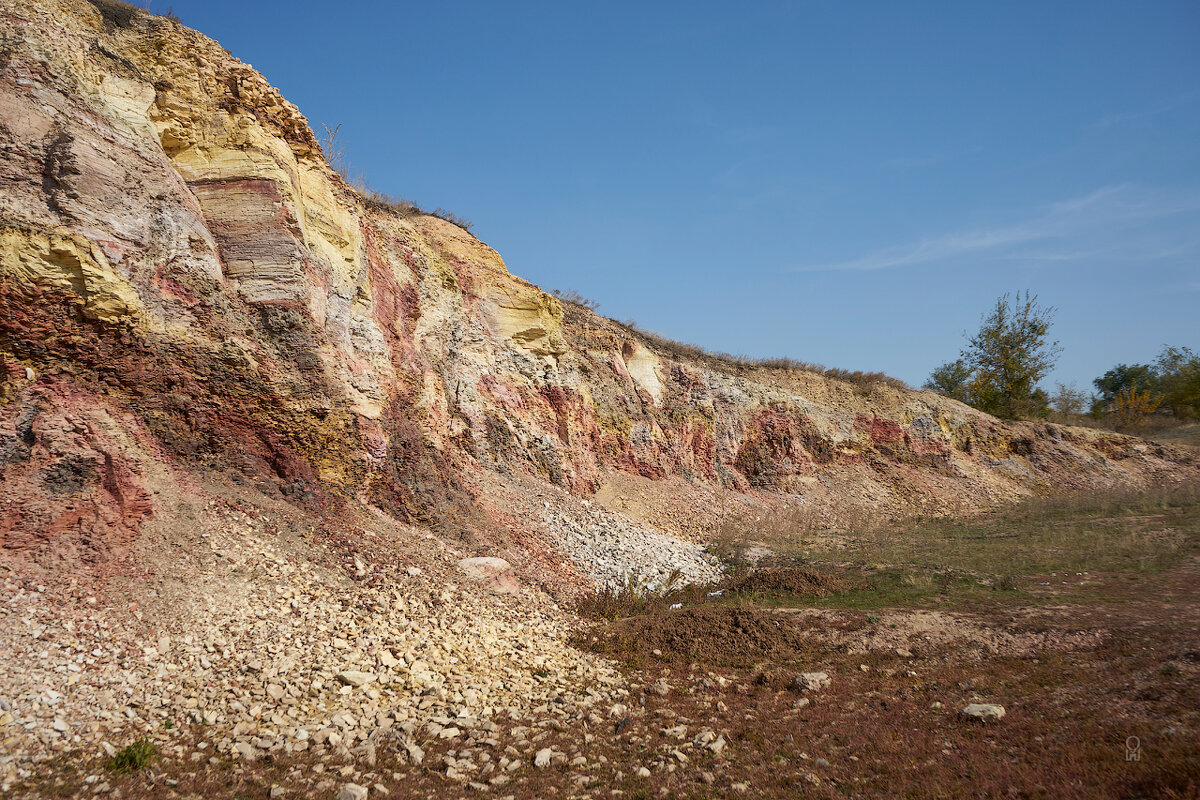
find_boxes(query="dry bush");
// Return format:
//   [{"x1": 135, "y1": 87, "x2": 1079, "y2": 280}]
[
  {"x1": 87, "y1": 0, "x2": 143, "y2": 29},
  {"x1": 356, "y1": 190, "x2": 473, "y2": 233},
  {"x1": 354, "y1": 183, "x2": 423, "y2": 217},
  {"x1": 318, "y1": 123, "x2": 348, "y2": 177},
  {"x1": 548, "y1": 289, "x2": 600, "y2": 312},
  {"x1": 86, "y1": 0, "x2": 178, "y2": 28},
  {"x1": 822, "y1": 367, "x2": 910, "y2": 391},
  {"x1": 428, "y1": 208, "x2": 471, "y2": 232},
  {"x1": 353, "y1": 187, "x2": 473, "y2": 233}
]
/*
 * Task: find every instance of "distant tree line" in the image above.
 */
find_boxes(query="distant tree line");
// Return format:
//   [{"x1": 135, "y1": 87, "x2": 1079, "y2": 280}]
[
  {"x1": 1086, "y1": 346, "x2": 1200, "y2": 427},
  {"x1": 924, "y1": 292, "x2": 1198, "y2": 431}
]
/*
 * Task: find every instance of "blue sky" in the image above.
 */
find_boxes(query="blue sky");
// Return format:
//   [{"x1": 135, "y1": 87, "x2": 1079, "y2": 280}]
[{"x1": 159, "y1": 0, "x2": 1199, "y2": 393}]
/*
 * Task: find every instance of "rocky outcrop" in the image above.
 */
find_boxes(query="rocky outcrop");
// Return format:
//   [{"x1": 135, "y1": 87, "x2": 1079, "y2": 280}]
[{"x1": 1, "y1": 0, "x2": 1196, "y2": 574}]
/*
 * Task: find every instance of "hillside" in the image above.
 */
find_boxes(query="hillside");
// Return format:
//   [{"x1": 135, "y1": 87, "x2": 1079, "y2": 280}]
[{"x1": 1, "y1": 0, "x2": 1198, "y2": 793}]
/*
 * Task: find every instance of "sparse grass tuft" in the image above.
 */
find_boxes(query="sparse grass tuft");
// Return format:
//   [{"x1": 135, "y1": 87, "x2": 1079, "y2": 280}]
[
  {"x1": 106, "y1": 738, "x2": 155, "y2": 773},
  {"x1": 995, "y1": 573, "x2": 1019, "y2": 591},
  {"x1": 575, "y1": 574, "x2": 651, "y2": 621},
  {"x1": 575, "y1": 570, "x2": 716, "y2": 621}
]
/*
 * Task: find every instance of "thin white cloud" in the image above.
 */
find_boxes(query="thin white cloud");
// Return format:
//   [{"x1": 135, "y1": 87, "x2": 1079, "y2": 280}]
[
  {"x1": 787, "y1": 185, "x2": 1200, "y2": 273},
  {"x1": 1090, "y1": 90, "x2": 1200, "y2": 129}
]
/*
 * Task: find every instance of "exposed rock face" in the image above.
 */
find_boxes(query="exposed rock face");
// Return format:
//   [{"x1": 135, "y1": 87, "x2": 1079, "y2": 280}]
[{"x1": 1, "y1": 0, "x2": 1197, "y2": 574}]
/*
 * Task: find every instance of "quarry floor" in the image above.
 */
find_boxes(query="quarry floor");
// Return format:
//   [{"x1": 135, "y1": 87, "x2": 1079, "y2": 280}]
[{"x1": 7, "y1": 490, "x2": 1200, "y2": 800}]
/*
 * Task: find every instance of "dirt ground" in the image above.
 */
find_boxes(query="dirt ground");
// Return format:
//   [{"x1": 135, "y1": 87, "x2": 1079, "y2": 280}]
[{"x1": 15, "y1": 562, "x2": 1199, "y2": 800}]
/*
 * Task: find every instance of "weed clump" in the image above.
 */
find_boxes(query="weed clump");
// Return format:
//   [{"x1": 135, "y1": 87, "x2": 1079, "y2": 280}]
[
  {"x1": 106, "y1": 738, "x2": 156, "y2": 773},
  {"x1": 994, "y1": 574, "x2": 1019, "y2": 591},
  {"x1": 575, "y1": 569, "x2": 687, "y2": 621}
]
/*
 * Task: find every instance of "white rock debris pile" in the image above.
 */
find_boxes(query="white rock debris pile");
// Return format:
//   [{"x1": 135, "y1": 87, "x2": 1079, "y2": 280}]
[
  {"x1": 540, "y1": 503, "x2": 724, "y2": 591},
  {"x1": 0, "y1": 506, "x2": 624, "y2": 791}
]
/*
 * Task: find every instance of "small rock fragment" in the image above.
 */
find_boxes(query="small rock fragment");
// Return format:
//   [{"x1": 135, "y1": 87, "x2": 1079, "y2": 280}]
[
  {"x1": 336, "y1": 671, "x2": 373, "y2": 687},
  {"x1": 961, "y1": 703, "x2": 1005, "y2": 722},
  {"x1": 793, "y1": 672, "x2": 831, "y2": 692},
  {"x1": 338, "y1": 784, "x2": 369, "y2": 800}
]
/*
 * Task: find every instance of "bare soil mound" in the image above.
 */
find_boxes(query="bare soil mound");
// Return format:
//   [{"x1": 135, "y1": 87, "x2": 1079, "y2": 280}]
[
  {"x1": 727, "y1": 567, "x2": 844, "y2": 597},
  {"x1": 582, "y1": 606, "x2": 820, "y2": 667}
]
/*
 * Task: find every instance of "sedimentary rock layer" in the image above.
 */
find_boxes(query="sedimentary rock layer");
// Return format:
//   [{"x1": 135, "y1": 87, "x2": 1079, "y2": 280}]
[{"x1": 1, "y1": 0, "x2": 1196, "y2": 572}]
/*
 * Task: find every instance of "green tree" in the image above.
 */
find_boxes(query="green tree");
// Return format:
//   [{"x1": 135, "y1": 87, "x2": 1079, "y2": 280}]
[
  {"x1": 1092, "y1": 363, "x2": 1157, "y2": 404},
  {"x1": 1155, "y1": 346, "x2": 1200, "y2": 420},
  {"x1": 923, "y1": 359, "x2": 973, "y2": 403},
  {"x1": 925, "y1": 292, "x2": 1060, "y2": 419}
]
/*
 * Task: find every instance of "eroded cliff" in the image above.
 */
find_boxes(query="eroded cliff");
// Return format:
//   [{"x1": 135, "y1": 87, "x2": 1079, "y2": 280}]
[{"x1": 1, "y1": 0, "x2": 1196, "y2": 577}]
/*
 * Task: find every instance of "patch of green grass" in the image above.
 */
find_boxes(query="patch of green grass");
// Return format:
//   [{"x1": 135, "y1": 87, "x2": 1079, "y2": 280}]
[
  {"x1": 106, "y1": 738, "x2": 156, "y2": 773},
  {"x1": 718, "y1": 485, "x2": 1200, "y2": 585}
]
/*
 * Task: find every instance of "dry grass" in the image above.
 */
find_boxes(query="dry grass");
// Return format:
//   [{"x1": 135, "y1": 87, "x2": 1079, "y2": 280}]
[
  {"x1": 712, "y1": 484, "x2": 1200, "y2": 581},
  {"x1": 609, "y1": 319, "x2": 909, "y2": 390},
  {"x1": 546, "y1": 289, "x2": 907, "y2": 390},
  {"x1": 575, "y1": 568, "x2": 703, "y2": 621},
  {"x1": 316, "y1": 126, "x2": 474, "y2": 233},
  {"x1": 547, "y1": 288, "x2": 600, "y2": 312},
  {"x1": 352, "y1": 184, "x2": 474, "y2": 233},
  {"x1": 1151, "y1": 422, "x2": 1200, "y2": 453},
  {"x1": 709, "y1": 502, "x2": 876, "y2": 569}
]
